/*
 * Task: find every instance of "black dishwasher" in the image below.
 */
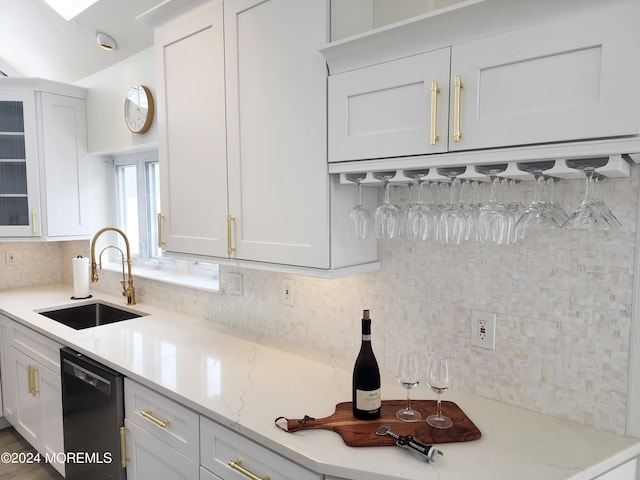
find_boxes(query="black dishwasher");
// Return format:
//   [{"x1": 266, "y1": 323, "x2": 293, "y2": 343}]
[{"x1": 60, "y1": 347, "x2": 125, "y2": 480}]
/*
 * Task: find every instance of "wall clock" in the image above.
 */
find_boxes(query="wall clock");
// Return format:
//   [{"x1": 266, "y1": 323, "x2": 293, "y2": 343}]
[{"x1": 124, "y1": 85, "x2": 154, "y2": 134}]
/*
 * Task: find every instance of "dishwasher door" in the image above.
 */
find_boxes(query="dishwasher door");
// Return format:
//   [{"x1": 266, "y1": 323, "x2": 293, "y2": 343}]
[{"x1": 60, "y1": 347, "x2": 125, "y2": 480}]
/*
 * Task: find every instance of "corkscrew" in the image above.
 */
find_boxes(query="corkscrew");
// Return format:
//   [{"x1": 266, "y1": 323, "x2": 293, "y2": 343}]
[{"x1": 376, "y1": 424, "x2": 444, "y2": 463}]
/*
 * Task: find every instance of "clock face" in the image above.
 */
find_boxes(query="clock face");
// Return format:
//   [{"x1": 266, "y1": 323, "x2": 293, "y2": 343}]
[{"x1": 124, "y1": 85, "x2": 154, "y2": 134}]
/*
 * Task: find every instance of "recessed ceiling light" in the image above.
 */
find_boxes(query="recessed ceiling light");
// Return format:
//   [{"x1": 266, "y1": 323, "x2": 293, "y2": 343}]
[
  {"x1": 96, "y1": 31, "x2": 118, "y2": 51},
  {"x1": 43, "y1": 0, "x2": 99, "y2": 21}
]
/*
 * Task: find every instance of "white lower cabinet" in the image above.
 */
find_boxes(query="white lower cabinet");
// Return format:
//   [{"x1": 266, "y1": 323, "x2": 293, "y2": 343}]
[
  {"x1": 0, "y1": 315, "x2": 64, "y2": 476},
  {"x1": 200, "y1": 416, "x2": 321, "y2": 480},
  {"x1": 124, "y1": 378, "x2": 199, "y2": 480},
  {"x1": 124, "y1": 419, "x2": 199, "y2": 480},
  {"x1": 594, "y1": 458, "x2": 637, "y2": 480},
  {"x1": 200, "y1": 466, "x2": 222, "y2": 480}
]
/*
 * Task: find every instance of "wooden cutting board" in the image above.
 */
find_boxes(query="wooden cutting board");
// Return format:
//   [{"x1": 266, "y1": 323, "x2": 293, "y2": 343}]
[{"x1": 276, "y1": 400, "x2": 481, "y2": 447}]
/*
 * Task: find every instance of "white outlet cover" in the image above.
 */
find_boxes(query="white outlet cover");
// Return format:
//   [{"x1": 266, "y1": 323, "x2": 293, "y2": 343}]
[{"x1": 471, "y1": 310, "x2": 496, "y2": 350}]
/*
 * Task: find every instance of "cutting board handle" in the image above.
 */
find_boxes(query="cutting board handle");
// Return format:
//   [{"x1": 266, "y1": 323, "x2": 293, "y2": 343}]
[{"x1": 275, "y1": 415, "x2": 316, "y2": 432}]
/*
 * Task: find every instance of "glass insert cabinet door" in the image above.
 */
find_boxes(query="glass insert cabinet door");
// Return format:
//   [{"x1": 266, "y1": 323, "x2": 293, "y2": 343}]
[{"x1": 0, "y1": 91, "x2": 40, "y2": 236}]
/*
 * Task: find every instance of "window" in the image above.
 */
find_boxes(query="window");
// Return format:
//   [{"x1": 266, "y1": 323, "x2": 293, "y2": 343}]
[
  {"x1": 113, "y1": 151, "x2": 219, "y2": 288},
  {"x1": 114, "y1": 151, "x2": 159, "y2": 259}
]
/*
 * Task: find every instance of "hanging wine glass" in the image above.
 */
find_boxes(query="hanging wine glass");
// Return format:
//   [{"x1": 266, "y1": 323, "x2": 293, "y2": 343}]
[
  {"x1": 592, "y1": 173, "x2": 621, "y2": 228},
  {"x1": 426, "y1": 352, "x2": 453, "y2": 429},
  {"x1": 438, "y1": 167, "x2": 467, "y2": 245},
  {"x1": 374, "y1": 172, "x2": 401, "y2": 239},
  {"x1": 544, "y1": 176, "x2": 569, "y2": 226},
  {"x1": 346, "y1": 173, "x2": 371, "y2": 239},
  {"x1": 396, "y1": 350, "x2": 422, "y2": 422},
  {"x1": 562, "y1": 165, "x2": 620, "y2": 229},
  {"x1": 477, "y1": 165, "x2": 511, "y2": 244},
  {"x1": 514, "y1": 162, "x2": 559, "y2": 240}
]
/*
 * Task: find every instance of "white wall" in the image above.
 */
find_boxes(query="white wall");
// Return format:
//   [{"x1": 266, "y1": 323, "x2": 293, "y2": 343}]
[{"x1": 76, "y1": 47, "x2": 157, "y2": 154}]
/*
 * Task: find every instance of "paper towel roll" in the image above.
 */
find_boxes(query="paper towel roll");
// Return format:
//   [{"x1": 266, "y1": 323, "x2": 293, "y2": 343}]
[{"x1": 73, "y1": 256, "x2": 90, "y2": 299}]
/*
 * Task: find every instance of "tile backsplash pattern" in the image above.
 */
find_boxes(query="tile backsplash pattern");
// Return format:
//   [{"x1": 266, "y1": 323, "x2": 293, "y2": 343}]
[{"x1": 9, "y1": 166, "x2": 640, "y2": 435}]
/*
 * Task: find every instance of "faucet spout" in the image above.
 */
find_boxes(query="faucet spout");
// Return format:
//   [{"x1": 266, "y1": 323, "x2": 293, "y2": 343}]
[{"x1": 90, "y1": 227, "x2": 136, "y2": 305}]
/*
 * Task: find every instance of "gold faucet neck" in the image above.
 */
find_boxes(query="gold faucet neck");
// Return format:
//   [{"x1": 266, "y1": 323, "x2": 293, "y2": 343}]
[{"x1": 90, "y1": 227, "x2": 136, "y2": 305}]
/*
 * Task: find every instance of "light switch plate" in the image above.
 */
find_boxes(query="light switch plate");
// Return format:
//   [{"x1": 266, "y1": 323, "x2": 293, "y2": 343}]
[{"x1": 226, "y1": 272, "x2": 243, "y2": 296}]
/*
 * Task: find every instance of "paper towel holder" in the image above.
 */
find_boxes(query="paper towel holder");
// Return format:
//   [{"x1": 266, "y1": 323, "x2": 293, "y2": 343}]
[{"x1": 71, "y1": 255, "x2": 93, "y2": 300}]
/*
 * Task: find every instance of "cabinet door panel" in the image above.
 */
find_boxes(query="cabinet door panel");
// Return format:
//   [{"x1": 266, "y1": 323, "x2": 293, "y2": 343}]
[
  {"x1": 7, "y1": 347, "x2": 41, "y2": 447},
  {"x1": 450, "y1": 1, "x2": 640, "y2": 150},
  {"x1": 0, "y1": 90, "x2": 40, "y2": 237},
  {"x1": 39, "y1": 92, "x2": 89, "y2": 237},
  {"x1": 125, "y1": 420, "x2": 198, "y2": 480},
  {"x1": 39, "y1": 365, "x2": 64, "y2": 476},
  {"x1": 328, "y1": 48, "x2": 451, "y2": 161},
  {"x1": 225, "y1": 0, "x2": 330, "y2": 267},
  {"x1": 156, "y1": 1, "x2": 228, "y2": 257}
]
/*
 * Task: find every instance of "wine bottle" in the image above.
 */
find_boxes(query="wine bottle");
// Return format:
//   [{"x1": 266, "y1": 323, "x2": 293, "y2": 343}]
[{"x1": 352, "y1": 309, "x2": 381, "y2": 420}]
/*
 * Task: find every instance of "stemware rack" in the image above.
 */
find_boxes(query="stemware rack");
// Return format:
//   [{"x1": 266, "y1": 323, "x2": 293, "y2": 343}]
[{"x1": 338, "y1": 155, "x2": 631, "y2": 185}]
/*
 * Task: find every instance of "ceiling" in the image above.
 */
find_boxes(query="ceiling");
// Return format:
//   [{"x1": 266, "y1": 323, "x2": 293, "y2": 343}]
[{"x1": 0, "y1": 0, "x2": 165, "y2": 83}]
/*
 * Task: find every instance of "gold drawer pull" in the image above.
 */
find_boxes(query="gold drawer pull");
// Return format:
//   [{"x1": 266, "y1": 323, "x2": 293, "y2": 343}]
[
  {"x1": 120, "y1": 427, "x2": 129, "y2": 468},
  {"x1": 429, "y1": 80, "x2": 440, "y2": 145},
  {"x1": 140, "y1": 410, "x2": 170, "y2": 429},
  {"x1": 228, "y1": 459, "x2": 270, "y2": 480}
]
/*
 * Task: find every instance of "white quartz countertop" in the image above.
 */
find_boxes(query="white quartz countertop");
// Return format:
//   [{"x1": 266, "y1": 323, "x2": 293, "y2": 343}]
[{"x1": 0, "y1": 284, "x2": 639, "y2": 480}]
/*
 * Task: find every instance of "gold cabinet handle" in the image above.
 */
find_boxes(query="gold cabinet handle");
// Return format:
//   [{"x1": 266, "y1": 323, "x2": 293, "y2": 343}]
[
  {"x1": 31, "y1": 365, "x2": 39, "y2": 395},
  {"x1": 27, "y1": 365, "x2": 38, "y2": 396},
  {"x1": 31, "y1": 211, "x2": 37, "y2": 235},
  {"x1": 429, "y1": 80, "x2": 440, "y2": 145},
  {"x1": 157, "y1": 213, "x2": 166, "y2": 248},
  {"x1": 27, "y1": 365, "x2": 33, "y2": 395},
  {"x1": 119, "y1": 427, "x2": 129, "y2": 468},
  {"x1": 228, "y1": 459, "x2": 270, "y2": 480},
  {"x1": 140, "y1": 410, "x2": 170, "y2": 429},
  {"x1": 453, "y1": 74, "x2": 463, "y2": 142},
  {"x1": 227, "y1": 214, "x2": 236, "y2": 256}
]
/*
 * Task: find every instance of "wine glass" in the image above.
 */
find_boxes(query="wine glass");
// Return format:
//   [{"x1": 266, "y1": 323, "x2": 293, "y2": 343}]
[
  {"x1": 374, "y1": 173, "x2": 401, "y2": 239},
  {"x1": 346, "y1": 174, "x2": 371, "y2": 239},
  {"x1": 477, "y1": 166, "x2": 511, "y2": 244},
  {"x1": 396, "y1": 350, "x2": 422, "y2": 422},
  {"x1": 563, "y1": 166, "x2": 621, "y2": 229},
  {"x1": 438, "y1": 167, "x2": 467, "y2": 244},
  {"x1": 426, "y1": 352, "x2": 453, "y2": 429},
  {"x1": 514, "y1": 162, "x2": 561, "y2": 240}
]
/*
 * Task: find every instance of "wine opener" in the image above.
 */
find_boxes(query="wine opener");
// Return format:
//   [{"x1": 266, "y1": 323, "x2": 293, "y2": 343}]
[{"x1": 376, "y1": 424, "x2": 444, "y2": 463}]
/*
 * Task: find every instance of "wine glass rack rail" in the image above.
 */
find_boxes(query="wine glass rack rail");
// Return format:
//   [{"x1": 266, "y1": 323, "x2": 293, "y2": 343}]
[{"x1": 338, "y1": 155, "x2": 631, "y2": 186}]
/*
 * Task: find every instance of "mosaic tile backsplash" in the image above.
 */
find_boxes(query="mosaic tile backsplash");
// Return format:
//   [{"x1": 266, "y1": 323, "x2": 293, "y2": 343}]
[{"x1": 5, "y1": 165, "x2": 639, "y2": 435}]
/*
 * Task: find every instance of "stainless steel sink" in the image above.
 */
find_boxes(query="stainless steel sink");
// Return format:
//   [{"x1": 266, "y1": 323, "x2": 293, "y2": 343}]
[{"x1": 37, "y1": 301, "x2": 147, "y2": 330}]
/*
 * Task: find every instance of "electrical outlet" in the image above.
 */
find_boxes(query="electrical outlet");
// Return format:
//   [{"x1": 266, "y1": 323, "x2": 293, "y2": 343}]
[
  {"x1": 5, "y1": 252, "x2": 18, "y2": 266},
  {"x1": 282, "y1": 279, "x2": 295, "y2": 306},
  {"x1": 470, "y1": 310, "x2": 496, "y2": 350},
  {"x1": 226, "y1": 272, "x2": 243, "y2": 296}
]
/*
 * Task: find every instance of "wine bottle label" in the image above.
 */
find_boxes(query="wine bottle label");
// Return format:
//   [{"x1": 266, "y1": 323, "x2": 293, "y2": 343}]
[
  {"x1": 355, "y1": 388, "x2": 381, "y2": 411},
  {"x1": 362, "y1": 334, "x2": 371, "y2": 341}
]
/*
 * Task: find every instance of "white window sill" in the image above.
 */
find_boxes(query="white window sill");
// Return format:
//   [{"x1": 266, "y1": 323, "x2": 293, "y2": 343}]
[{"x1": 100, "y1": 261, "x2": 220, "y2": 293}]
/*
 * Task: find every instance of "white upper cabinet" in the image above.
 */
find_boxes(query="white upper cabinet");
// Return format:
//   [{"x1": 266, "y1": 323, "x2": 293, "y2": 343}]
[
  {"x1": 450, "y1": 1, "x2": 640, "y2": 152},
  {"x1": 224, "y1": 0, "x2": 331, "y2": 267},
  {"x1": 325, "y1": 0, "x2": 640, "y2": 163},
  {"x1": 329, "y1": 47, "x2": 451, "y2": 161},
  {"x1": 155, "y1": 1, "x2": 228, "y2": 257},
  {"x1": 0, "y1": 81, "x2": 89, "y2": 238},
  {"x1": 153, "y1": 0, "x2": 378, "y2": 273}
]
